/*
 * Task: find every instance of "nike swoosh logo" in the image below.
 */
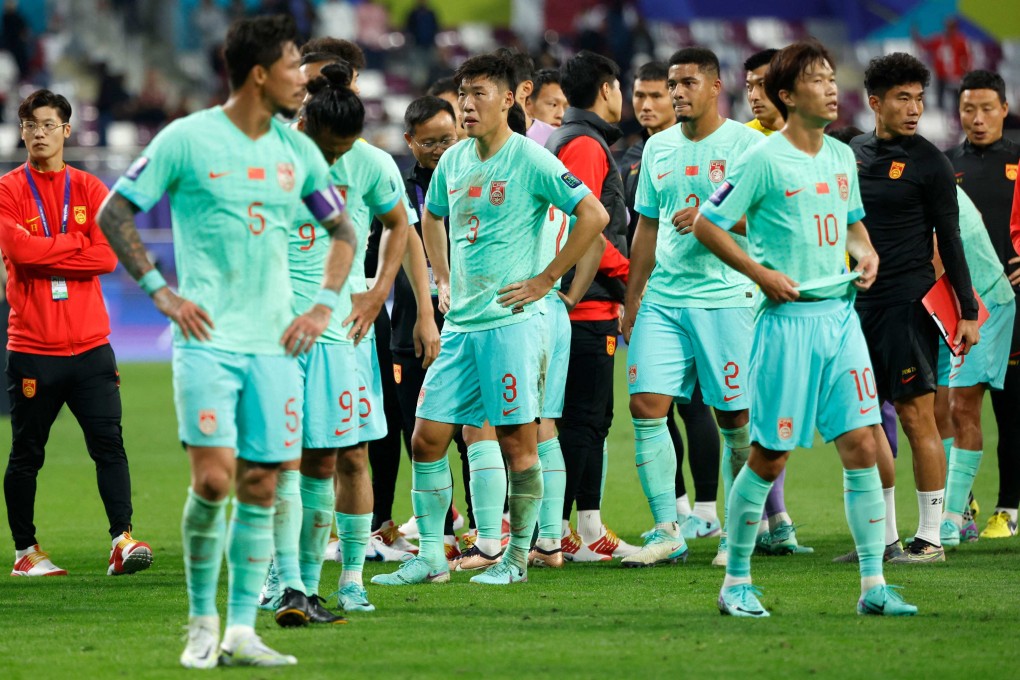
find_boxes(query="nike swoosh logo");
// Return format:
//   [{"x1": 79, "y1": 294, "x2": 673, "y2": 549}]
[
  {"x1": 657, "y1": 171, "x2": 673, "y2": 180},
  {"x1": 745, "y1": 519, "x2": 759, "y2": 525},
  {"x1": 335, "y1": 427, "x2": 354, "y2": 436},
  {"x1": 209, "y1": 171, "x2": 230, "y2": 179},
  {"x1": 901, "y1": 374, "x2": 917, "y2": 384},
  {"x1": 949, "y1": 372, "x2": 960, "y2": 380},
  {"x1": 859, "y1": 405, "x2": 877, "y2": 414},
  {"x1": 247, "y1": 556, "x2": 271, "y2": 563},
  {"x1": 630, "y1": 162, "x2": 640, "y2": 170},
  {"x1": 284, "y1": 438, "x2": 299, "y2": 448},
  {"x1": 696, "y1": 529, "x2": 717, "y2": 538},
  {"x1": 955, "y1": 172, "x2": 964, "y2": 177},
  {"x1": 426, "y1": 570, "x2": 447, "y2": 581},
  {"x1": 723, "y1": 393, "x2": 743, "y2": 402},
  {"x1": 1011, "y1": 351, "x2": 1020, "y2": 358},
  {"x1": 785, "y1": 188, "x2": 804, "y2": 197},
  {"x1": 869, "y1": 517, "x2": 885, "y2": 523},
  {"x1": 449, "y1": 188, "x2": 462, "y2": 194},
  {"x1": 313, "y1": 522, "x2": 332, "y2": 529},
  {"x1": 502, "y1": 406, "x2": 520, "y2": 416}
]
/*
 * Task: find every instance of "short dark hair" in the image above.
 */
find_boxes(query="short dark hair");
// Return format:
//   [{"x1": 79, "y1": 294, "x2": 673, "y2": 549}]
[
  {"x1": 864, "y1": 52, "x2": 930, "y2": 97},
  {"x1": 508, "y1": 102, "x2": 527, "y2": 134},
  {"x1": 427, "y1": 76, "x2": 457, "y2": 98},
  {"x1": 825, "y1": 124, "x2": 864, "y2": 145},
  {"x1": 529, "y1": 68, "x2": 560, "y2": 102},
  {"x1": 18, "y1": 89, "x2": 72, "y2": 123},
  {"x1": 743, "y1": 48, "x2": 778, "y2": 73},
  {"x1": 560, "y1": 50, "x2": 620, "y2": 109},
  {"x1": 634, "y1": 61, "x2": 668, "y2": 83},
  {"x1": 960, "y1": 69, "x2": 1007, "y2": 104},
  {"x1": 494, "y1": 47, "x2": 535, "y2": 93},
  {"x1": 667, "y1": 47, "x2": 720, "y2": 78},
  {"x1": 303, "y1": 63, "x2": 363, "y2": 138},
  {"x1": 223, "y1": 15, "x2": 299, "y2": 90},
  {"x1": 764, "y1": 40, "x2": 835, "y2": 120},
  {"x1": 454, "y1": 53, "x2": 515, "y2": 94},
  {"x1": 300, "y1": 37, "x2": 366, "y2": 71},
  {"x1": 301, "y1": 51, "x2": 344, "y2": 67},
  {"x1": 404, "y1": 95, "x2": 455, "y2": 134}
]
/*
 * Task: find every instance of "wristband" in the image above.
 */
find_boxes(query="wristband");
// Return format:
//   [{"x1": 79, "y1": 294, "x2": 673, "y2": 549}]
[
  {"x1": 314, "y1": 288, "x2": 340, "y2": 310},
  {"x1": 138, "y1": 268, "x2": 168, "y2": 295}
]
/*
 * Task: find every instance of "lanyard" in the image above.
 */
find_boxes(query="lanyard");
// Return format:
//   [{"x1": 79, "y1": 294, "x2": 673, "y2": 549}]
[
  {"x1": 24, "y1": 163, "x2": 70, "y2": 238},
  {"x1": 413, "y1": 183, "x2": 425, "y2": 221}
]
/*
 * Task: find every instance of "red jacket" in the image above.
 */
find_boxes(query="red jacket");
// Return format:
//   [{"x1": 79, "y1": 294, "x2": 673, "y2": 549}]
[{"x1": 0, "y1": 163, "x2": 117, "y2": 355}]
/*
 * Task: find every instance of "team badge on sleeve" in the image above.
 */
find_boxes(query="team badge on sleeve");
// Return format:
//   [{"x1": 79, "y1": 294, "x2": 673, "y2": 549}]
[
  {"x1": 489, "y1": 181, "x2": 507, "y2": 206},
  {"x1": 417, "y1": 389, "x2": 426, "y2": 407},
  {"x1": 560, "y1": 172, "x2": 582, "y2": 188},
  {"x1": 836, "y1": 174, "x2": 849, "y2": 201},
  {"x1": 628, "y1": 365, "x2": 637, "y2": 385},
  {"x1": 709, "y1": 160, "x2": 726, "y2": 183},
  {"x1": 74, "y1": 206, "x2": 87, "y2": 224},
  {"x1": 888, "y1": 161, "x2": 905, "y2": 180},
  {"x1": 777, "y1": 417, "x2": 793, "y2": 441},
  {"x1": 199, "y1": 409, "x2": 218, "y2": 436},
  {"x1": 21, "y1": 378, "x2": 36, "y2": 399},
  {"x1": 1007, "y1": 164, "x2": 1018, "y2": 181},
  {"x1": 277, "y1": 162, "x2": 295, "y2": 192}
]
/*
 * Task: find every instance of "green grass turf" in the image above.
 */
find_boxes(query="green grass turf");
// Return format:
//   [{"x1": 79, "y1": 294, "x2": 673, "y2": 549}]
[{"x1": 1, "y1": 356, "x2": 1019, "y2": 678}]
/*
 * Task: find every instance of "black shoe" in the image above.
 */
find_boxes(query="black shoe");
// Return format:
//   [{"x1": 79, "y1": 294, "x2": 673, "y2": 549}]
[
  {"x1": 274, "y1": 587, "x2": 310, "y2": 628},
  {"x1": 307, "y1": 594, "x2": 348, "y2": 625}
]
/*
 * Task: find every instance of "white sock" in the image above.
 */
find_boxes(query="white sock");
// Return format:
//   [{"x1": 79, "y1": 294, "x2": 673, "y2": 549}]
[
  {"x1": 883, "y1": 487, "x2": 899, "y2": 545},
  {"x1": 757, "y1": 519, "x2": 769, "y2": 536},
  {"x1": 475, "y1": 538, "x2": 502, "y2": 556},
  {"x1": 654, "y1": 521, "x2": 679, "y2": 536},
  {"x1": 340, "y1": 570, "x2": 363, "y2": 587},
  {"x1": 222, "y1": 625, "x2": 255, "y2": 649},
  {"x1": 676, "y1": 494, "x2": 692, "y2": 518},
  {"x1": 111, "y1": 533, "x2": 126, "y2": 549},
  {"x1": 15, "y1": 546, "x2": 37, "y2": 559},
  {"x1": 693, "y1": 501, "x2": 717, "y2": 522},
  {"x1": 722, "y1": 574, "x2": 752, "y2": 590},
  {"x1": 561, "y1": 519, "x2": 571, "y2": 536},
  {"x1": 861, "y1": 575, "x2": 885, "y2": 597},
  {"x1": 996, "y1": 507, "x2": 1019, "y2": 523},
  {"x1": 535, "y1": 538, "x2": 558, "y2": 551},
  {"x1": 767, "y1": 511, "x2": 791, "y2": 531},
  {"x1": 943, "y1": 511, "x2": 964, "y2": 528},
  {"x1": 577, "y1": 510, "x2": 603, "y2": 543},
  {"x1": 916, "y1": 489, "x2": 944, "y2": 546}
]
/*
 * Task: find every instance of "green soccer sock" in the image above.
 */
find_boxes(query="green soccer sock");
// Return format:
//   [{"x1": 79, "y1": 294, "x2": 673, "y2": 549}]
[
  {"x1": 633, "y1": 418, "x2": 678, "y2": 527},
  {"x1": 946, "y1": 447, "x2": 983, "y2": 517},
  {"x1": 412, "y1": 458, "x2": 453, "y2": 570},
  {"x1": 272, "y1": 469, "x2": 304, "y2": 593},
  {"x1": 537, "y1": 438, "x2": 566, "y2": 541},
  {"x1": 467, "y1": 441, "x2": 506, "y2": 543},
  {"x1": 299, "y1": 474, "x2": 335, "y2": 597},
  {"x1": 942, "y1": 437, "x2": 954, "y2": 475},
  {"x1": 725, "y1": 466, "x2": 772, "y2": 580},
  {"x1": 843, "y1": 466, "x2": 885, "y2": 580},
  {"x1": 226, "y1": 501, "x2": 274, "y2": 629},
  {"x1": 182, "y1": 488, "x2": 227, "y2": 618},
  {"x1": 506, "y1": 462, "x2": 544, "y2": 569},
  {"x1": 335, "y1": 512, "x2": 372, "y2": 584},
  {"x1": 720, "y1": 445, "x2": 733, "y2": 535}
]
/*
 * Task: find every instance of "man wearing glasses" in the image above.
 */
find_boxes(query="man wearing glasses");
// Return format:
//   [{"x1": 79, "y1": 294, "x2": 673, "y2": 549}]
[{"x1": 0, "y1": 89, "x2": 152, "y2": 577}]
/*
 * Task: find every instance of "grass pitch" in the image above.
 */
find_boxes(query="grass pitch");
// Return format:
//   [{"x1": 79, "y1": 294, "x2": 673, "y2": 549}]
[{"x1": 1, "y1": 357, "x2": 1018, "y2": 678}]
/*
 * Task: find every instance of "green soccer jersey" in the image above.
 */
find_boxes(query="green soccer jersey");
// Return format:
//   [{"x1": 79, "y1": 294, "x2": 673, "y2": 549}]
[
  {"x1": 957, "y1": 187, "x2": 1014, "y2": 305},
  {"x1": 425, "y1": 133, "x2": 590, "y2": 332},
  {"x1": 699, "y1": 133, "x2": 865, "y2": 300},
  {"x1": 113, "y1": 107, "x2": 330, "y2": 354},
  {"x1": 535, "y1": 205, "x2": 570, "y2": 294},
  {"x1": 635, "y1": 119, "x2": 763, "y2": 308}
]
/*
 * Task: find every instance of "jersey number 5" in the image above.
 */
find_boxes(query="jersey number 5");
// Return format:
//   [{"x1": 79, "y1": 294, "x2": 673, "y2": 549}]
[{"x1": 249, "y1": 202, "x2": 266, "y2": 235}]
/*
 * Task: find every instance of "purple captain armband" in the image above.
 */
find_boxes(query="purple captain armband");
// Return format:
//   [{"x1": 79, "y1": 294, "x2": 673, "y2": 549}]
[{"x1": 303, "y1": 185, "x2": 346, "y2": 223}]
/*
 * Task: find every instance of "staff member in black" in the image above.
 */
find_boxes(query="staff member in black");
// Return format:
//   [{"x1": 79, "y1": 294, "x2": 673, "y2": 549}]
[
  {"x1": 852, "y1": 53, "x2": 979, "y2": 563},
  {"x1": 945, "y1": 69, "x2": 1020, "y2": 538}
]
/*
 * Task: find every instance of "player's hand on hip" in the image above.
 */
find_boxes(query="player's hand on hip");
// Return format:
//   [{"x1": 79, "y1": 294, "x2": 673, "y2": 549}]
[
  {"x1": 852, "y1": 251, "x2": 879, "y2": 291},
  {"x1": 414, "y1": 314, "x2": 441, "y2": 368},
  {"x1": 281, "y1": 306, "x2": 330, "y2": 356},
  {"x1": 755, "y1": 267, "x2": 799, "y2": 303},
  {"x1": 153, "y1": 288, "x2": 213, "y2": 341},
  {"x1": 437, "y1": 280, "x2": 451, "y2": 315},
  {"x1": 343, "y1": 290, "x2": 384, "y2": 346},
  {"x1": 672, "y1": 206, "x2": 699, "y2": 235},
  {"x1": 498, "y1": 275, "x2": 552, "y2": 313},
  {"x1": 1008, "y1": 256, "x2": 1020, "y2": 287},
  {"x1": 954, "y1": 319, "x2": 981, "y2": 355}
]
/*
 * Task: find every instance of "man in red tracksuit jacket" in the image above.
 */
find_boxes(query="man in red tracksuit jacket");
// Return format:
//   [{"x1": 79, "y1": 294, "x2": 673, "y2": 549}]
[{"x1": 0, "y1": 89, "x2": 152, "y2": 577}]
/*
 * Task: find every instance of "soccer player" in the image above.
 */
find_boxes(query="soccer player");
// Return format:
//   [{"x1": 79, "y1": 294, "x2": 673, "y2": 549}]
[
  {"x1": 372, "y1": 51, "x2": 608, "y2": 586},
  {"x1": 744, "y1": 49, "x2": 782, "y2": 135},
  {"x1": 0, "y1": 89, "x2": 152, "y2": 578},
  {"x1": 428, "y1": 77, "x2": 469, "y2": 141},
  {"x1": 547, "y1": 51, "x2": 636, "y2": 561},
  {"x1": 694, "y1": 39, "x2": 916, "y2": 618},
  {"x1": 497, "y1": 48, "x2": 557, "y2": 146},
  {"x1": 932, "y1": 187, "x2": 1015, "y2": 546},
  {"x1": 527, "y1": 68, "x2": 568, "y2": 129},
  {"x1": 945, "y1": 69, "x2": 1020, "y2": 539},
  {"x1": 852, "y1": 53, "x2": 979, "y2": 564},
  {"x1": 97, "y1": 15, "x2": 356, "y2": 667},
  {"x1": 294, "y1": 44, "x2": 411, "y2": 612},
  {"x1": 623, "y1": 47, "x2": 762, "y2": 568},
  {"x1": 619, "y1": 60, "x2": 722, "y2": 544}
]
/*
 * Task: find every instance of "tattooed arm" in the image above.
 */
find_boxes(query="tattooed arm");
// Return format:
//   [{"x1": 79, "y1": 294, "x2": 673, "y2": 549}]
[{"x1": 97, "y1": 191, "x2": 213, "y2": 340}]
